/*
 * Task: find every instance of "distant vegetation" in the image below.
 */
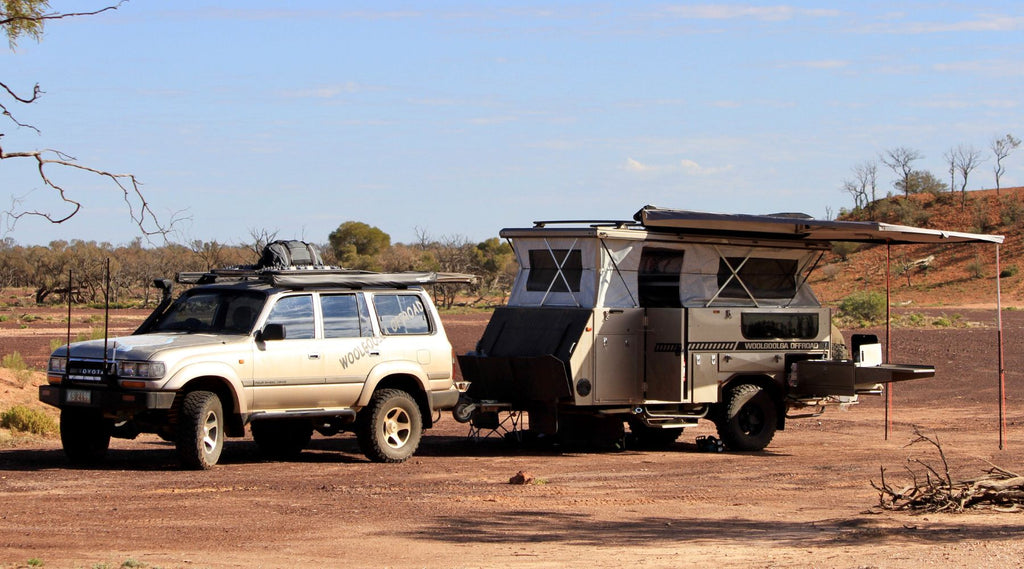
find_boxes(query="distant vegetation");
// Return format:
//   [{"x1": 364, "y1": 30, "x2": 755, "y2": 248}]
[{"x1": 0, "y1": 224, "x2": 515, "y2": 309}]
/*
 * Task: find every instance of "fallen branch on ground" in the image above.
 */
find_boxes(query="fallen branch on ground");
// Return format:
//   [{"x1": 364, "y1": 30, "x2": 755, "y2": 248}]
[{"x1": 871, "y1": 426, "x2": 1024, "y2": 513}]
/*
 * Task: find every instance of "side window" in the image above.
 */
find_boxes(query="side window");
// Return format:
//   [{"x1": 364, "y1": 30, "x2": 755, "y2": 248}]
[
  {"x1": 322, "y1": 294, "x2": 373, "y2": 338},
  {"x1": 372, "y1": 294, "x2": 431, "y2": 335},
  {"x1": 741, "y1": 313, "x2": 819, "y2": 340},
  {"x1": 717, "y1": 257, "x2": 798, "y2": 299},
  {"x1": 265, "y1": 295, "x2": 315, "y2": 340},
  {"x1": 527, "y1": 249, "x2": 582, "y2": 292},
  {"x1": 639, "y1": 248, "x2": 684, "y2": 308}
]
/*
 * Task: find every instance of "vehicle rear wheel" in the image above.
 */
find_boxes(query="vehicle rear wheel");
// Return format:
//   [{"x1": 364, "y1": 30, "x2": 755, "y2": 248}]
[
  {"x1": 176, "y1": 390, "x2": 224, "y2": 470},
  {"x1": 251, "y1": 419, "x2": 313, "y2": 459},
  {"x1": 60, "y1": 408, "x2": 112, "y2": 463},
  {"x1": 356, "y1": 388, "x2": 422, "y2": 463},
  {"x1": 715, "y1": 383, "x2": 778, "y2": 451}
]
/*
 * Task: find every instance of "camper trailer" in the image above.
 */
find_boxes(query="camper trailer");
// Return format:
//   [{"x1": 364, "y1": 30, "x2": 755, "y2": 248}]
[{"x1": 455, "y1": 206, "x2": 1000, "y2": 451}]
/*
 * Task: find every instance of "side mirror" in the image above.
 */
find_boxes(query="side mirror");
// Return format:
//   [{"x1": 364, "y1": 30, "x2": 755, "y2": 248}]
[{"x1": 257, "y1": 323, "x2": 286, "y2": 342}]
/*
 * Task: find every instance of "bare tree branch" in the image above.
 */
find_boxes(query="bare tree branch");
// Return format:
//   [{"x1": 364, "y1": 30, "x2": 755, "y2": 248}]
[
  {"x1": 0, "y1": 2, "x2": 126, "y2": 33},
  {"x1": 0, "y1": 147, "x2": 170, "y2": 237}
]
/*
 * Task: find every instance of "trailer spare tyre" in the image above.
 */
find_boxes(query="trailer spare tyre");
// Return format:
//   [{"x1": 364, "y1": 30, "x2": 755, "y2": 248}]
[{"x1": 715, "y1": 383, "x2": 778, "y2": 451}]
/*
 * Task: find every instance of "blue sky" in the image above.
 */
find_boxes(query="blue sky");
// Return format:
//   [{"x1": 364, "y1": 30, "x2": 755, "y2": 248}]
[{"x1": 2, "y1": 1, "x2": 1022, "y2": 247}]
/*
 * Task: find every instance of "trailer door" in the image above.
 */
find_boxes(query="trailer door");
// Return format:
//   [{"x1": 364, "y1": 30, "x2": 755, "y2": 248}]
[{"x1": 644, "y1": 308, "x2": 687, "y2": 402}]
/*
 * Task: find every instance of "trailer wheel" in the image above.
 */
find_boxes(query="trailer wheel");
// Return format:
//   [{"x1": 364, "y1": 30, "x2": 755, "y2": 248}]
[
  {"x1": 356, "y1": 388, "x2": 422, "y2": 463},
  {"x1": 60, "y1": 408, "x2": 112, "y2": 463},
  {"x1": 176, "y1": 390, "x2": 224, "y2": 470},
  {"x1": 715, "y1": 383, "x2": 777, "y2": 451},
  {"x1": 251, "y1": 419, "x2": 313, "y2": 459}
]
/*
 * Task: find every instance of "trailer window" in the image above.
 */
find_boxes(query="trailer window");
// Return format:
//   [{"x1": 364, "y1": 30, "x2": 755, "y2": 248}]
[
  {"x1": 639, "y1": 248, "x2": 684, "y2": 307},
  {"x1": 527, "y1": 249, "x2": 582, "y2": 293},
  {"x1": 717, "y1": 257, "x2": 797, "y2": 299},
  {"x1": 741, "y1": 312, "x2": 819, "y2": 340}
]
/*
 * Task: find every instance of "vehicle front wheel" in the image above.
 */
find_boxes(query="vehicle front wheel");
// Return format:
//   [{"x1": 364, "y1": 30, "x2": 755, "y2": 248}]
[
  {"x1": 356, "y1": 388, "x2": 422, "y2": 463},
  {"x1": 715, "y1": 383, "x2": 778, "y2": 451},
  {"x1": 60, "y1": 408, "x2": 112, "y2": 464},
  {"x1": 176, "y1": 390, "x2": 224, "y2": 469}
]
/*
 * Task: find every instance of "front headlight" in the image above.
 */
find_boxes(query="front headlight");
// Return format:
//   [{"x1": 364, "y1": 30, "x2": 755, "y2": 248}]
[
  {"x1": 48, "y1": 356, "x2": 67, "y2": 374},
  {"x1": 117, "y1": 361, "x2": 166, "y2": 379}
]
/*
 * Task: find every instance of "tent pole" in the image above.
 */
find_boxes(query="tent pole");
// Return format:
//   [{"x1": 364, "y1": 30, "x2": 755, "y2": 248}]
[
  {"x1": 996, "y1": 244, "x2": 1006, "y2": 450},
  {"x1": 885, "y1": 241, "x2": 892, "y2": 441}
]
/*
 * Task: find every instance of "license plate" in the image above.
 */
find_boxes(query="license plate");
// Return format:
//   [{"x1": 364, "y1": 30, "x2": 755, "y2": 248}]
[{"x1": 65, "y1": 389, "x2": 92, "y2": 405}]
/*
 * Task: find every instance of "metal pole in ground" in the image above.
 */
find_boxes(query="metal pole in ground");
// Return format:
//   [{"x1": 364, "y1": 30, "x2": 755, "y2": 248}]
[
  {"x1": 885, "y1": 241, "x2": 892, "y2": 441},
  {"x1": 996, "y1": 244, "x2": 1006, "y2": 450}
]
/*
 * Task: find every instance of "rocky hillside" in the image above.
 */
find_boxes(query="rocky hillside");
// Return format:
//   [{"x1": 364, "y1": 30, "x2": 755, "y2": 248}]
[{"x1": 810, "y1": 187, "x2": 1023, "y2": 308}]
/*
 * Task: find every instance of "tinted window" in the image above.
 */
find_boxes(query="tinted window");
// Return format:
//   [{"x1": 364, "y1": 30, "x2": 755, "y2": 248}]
[
  {"x1": 154, "y1": 290, "x2": 265, "y2": 334},
  {"x1": 266, "y1": 295, "x2": 315, "y2": 339},
  {"x1": 373, "y1": 294, "x2": 431, "y2": 335},
  {"x1": 639, "y1": 248, "x2": 684, "y2": 308},
  {"x1": 717, "y1": 258, "x2": 797, "y2": 299},
  {"x1": 741, "y1": 312, "x2": 819, "y2": 339},
  {"x1": 527, "y1": 249, "x2": 582, "y2": 292},
  {"x1": 322, "y1": 294, "x2": 373, "y2": 338}
]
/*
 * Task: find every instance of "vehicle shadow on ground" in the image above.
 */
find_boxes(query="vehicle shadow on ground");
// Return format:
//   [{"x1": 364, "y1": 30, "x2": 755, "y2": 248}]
[
  {"x1": 0, "y1": 433, "x2": 788, "y2": 471},
  {"x1": 402, "y1": 508, "x2": 1023, "y2": 548}
]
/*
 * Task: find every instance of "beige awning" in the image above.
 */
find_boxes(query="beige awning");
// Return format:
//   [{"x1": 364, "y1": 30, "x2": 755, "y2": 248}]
[{"x1": 634, "y1": 206, "x2": 1005, "y2": 245}]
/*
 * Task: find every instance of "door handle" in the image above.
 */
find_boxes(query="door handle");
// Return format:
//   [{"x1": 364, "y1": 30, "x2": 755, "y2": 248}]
[{"x1": 308, "y1": 353, "x2": 321, "y2": 360}]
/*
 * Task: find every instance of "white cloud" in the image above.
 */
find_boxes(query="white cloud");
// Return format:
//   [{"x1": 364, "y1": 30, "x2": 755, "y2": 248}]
[
  {"x1": 658, "y1": 5, "x2": 840, "y2": 22},
  {"x1": 857, "y1": 13, "x2": 1024, "y2": 34},
  {"x1": 279, "y1": 82, "x2": 366, "y2": 99}
]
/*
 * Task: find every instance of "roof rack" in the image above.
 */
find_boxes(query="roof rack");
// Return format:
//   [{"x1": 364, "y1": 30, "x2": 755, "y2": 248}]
[{"x1": 176, "y1": 266, "x2": 477, "y2": 289}]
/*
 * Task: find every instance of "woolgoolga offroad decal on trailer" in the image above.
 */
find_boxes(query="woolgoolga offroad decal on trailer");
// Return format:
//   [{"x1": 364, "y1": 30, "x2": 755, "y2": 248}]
[{"x1": 682, "y1": 341, "x2": 829, "y2": 352}]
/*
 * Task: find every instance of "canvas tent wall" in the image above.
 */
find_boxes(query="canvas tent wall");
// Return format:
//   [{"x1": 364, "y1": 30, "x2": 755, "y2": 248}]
[{"x1": 501, "y1": 228, "x2": 823, "y2": 309}]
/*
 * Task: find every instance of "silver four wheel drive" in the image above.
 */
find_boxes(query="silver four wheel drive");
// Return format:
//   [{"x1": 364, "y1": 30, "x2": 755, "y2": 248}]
[{"x1": 40, "y1": 263, "x2": 470, "y2": 469}]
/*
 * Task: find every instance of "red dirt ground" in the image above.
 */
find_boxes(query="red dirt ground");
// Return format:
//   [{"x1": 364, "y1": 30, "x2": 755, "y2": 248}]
[{"x1": 1, "y1": 305, "x2": 1022, "y2": 568}]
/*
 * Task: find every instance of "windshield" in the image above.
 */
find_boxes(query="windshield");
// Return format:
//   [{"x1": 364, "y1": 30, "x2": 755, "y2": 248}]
[{"x1": 152, "y1": 289, "x2": 267, "y2": 334}]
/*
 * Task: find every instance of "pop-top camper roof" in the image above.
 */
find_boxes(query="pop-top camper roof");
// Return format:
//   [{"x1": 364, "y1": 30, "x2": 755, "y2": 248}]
[{"x1": 634, "y1": 206, "x2": 1005, "y2": 245}]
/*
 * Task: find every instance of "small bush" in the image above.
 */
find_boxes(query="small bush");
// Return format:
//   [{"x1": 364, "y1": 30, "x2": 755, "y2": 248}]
[
  {"x1": 821, "y1": 264, "x2": 841, "y2": 281},
  {"x1": 932, "y1": 317, "x2": 952, "y2": 327},
  {"x1": 966, "y1": 256, "x2": 986, "y2": 279},
  {"x1": 839, "y1": 290, "x2": 887, "y2": 323},
  {"x1": 831, "y1": 241, "x2": 859, "y2": 261},
  {"x1": 1000, "y1": 266, "x2": 1018, "y2": 279},
  {"x1": 2, "y1": 351, "x2": 28, "y2": 372},
  {"x1": 1000, "y1": 195, "x2": 1024, "y2": 225},
  {"x1": 1, "y1": 405, "x2": 58, "y2": 435}
]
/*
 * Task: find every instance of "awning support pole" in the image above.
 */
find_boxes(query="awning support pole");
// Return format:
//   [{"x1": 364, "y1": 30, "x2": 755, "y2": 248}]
[
  {"x1": 997, "y1": 244, "x2": 1006, "y2": 450},
  {"x1": 885, "y1": 241, "x2": 892, "y2": 441}
]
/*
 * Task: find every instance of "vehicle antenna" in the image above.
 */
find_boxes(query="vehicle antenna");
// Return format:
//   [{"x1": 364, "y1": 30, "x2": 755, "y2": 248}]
[
  {"x1": 103, "y1": 258, "x2": 111, "y2": 371},
  {"x1": 65, "y1": 269, "x2": 72, "y2": 383}
]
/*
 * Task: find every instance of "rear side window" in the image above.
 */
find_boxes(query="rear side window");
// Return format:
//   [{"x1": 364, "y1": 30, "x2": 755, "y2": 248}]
[
  {"x1": 527, "y1": 249, "x2": 582, "y2": 292},
  {"x1": 373, "y1": 294, "x2": 431, "y2": 335},
  {"x1": 322, "y1": 294, "x2": 373, "y2": 338},
  {"x1": 717, "y1": 257, "x2": 797, "y2": 299}
]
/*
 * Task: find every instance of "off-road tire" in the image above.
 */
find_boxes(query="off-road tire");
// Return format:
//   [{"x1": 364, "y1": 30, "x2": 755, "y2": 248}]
[
  {"x1": 356, "y1": 388, "x2": 422, "y2": 463},
  {"x1": 627, "y1": 421, "x2": 683, "y2": 449},
  {"x1": 251, "y1": 419, "x2": 313, "y2": 460},
  {"x1": 715, "y1": 383, "x2": 778, "y2": 451},
  {"x1": 60, "y1": 408, "x2": 112, "y2": 463},
  {"x1": 176, "y1": 390, "x2": 224, "y2": 470}
]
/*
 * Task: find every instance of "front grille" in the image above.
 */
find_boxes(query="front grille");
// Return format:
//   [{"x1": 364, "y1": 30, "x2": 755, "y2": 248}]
[{"x1": 65, "y1": 360, "x2": 116, "y2": 385}]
